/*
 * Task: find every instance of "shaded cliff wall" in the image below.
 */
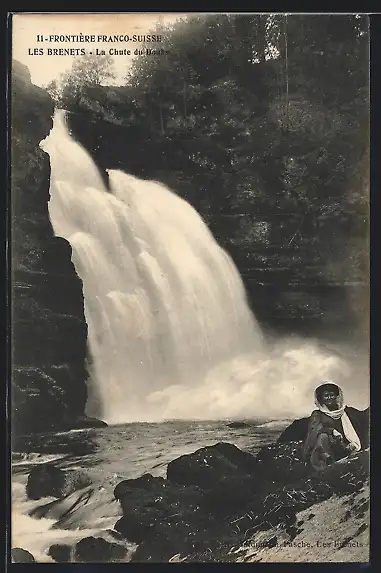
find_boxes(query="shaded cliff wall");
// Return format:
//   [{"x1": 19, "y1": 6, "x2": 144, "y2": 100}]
[{"x1": 11, "y1": 61, "x2": 88, "y2": 436}]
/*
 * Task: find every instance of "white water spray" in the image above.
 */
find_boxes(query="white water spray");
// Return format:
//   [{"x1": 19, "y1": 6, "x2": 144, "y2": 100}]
[{"x1": 41, "y1": 110, "x2": 364, "y2": 423}]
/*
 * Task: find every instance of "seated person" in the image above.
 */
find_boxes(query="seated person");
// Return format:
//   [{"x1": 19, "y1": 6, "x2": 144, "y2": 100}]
[{"x1": 303, "y1": 381, "x2": 369, "y2": 472}]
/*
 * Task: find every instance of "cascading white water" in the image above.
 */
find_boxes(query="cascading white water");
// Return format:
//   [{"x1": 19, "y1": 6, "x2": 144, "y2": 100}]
[{"x1": 40, "y1": 110, "x2": 365, "y2": 423}]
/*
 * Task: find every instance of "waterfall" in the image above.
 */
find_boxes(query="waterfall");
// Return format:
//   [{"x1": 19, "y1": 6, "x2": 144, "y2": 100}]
[{"x1": 40, "y1": 110, "x2": 360, "y2": 423}]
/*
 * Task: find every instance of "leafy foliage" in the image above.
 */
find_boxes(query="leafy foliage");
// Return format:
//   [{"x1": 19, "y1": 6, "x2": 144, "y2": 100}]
[{"x1": 46, "y1": 53, "x2": 116, "y2": 107}]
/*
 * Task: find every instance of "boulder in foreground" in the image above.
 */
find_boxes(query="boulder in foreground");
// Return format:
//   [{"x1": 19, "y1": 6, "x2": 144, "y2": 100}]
[
  {"x1": 166, "y1": 441, "x2": 257, "y2": 489},
  {"x1": 226, "y1": 421, "x2": 252, "y2": 429},
  {"x1": 114, "y1": 473, "x2": 206, "y2": 545},
  {"x1": 48, "y1": 544, "x2": 72, "y2": 563},
  {"x1": 26, "y1": 464, "x2": 92, "y2": 500},
  {"x1": 71, "y1": 415, "x2": 108, "y2": 429},
  {"x1": 11, "y1": 548, "x2": 35, "y2": 562},
  {"x1": 74, "y1": 536, "x2": 129, "y2": 563},
  {"x1": 277, "y1": 417, "x2": 309, "y2": 443}
]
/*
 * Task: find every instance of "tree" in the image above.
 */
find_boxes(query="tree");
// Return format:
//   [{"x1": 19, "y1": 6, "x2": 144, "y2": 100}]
[
  {"x1": 55, "y1": 53, "x2": 117, "y2": 108},
  {"x1": 45, "y1": 79, "x2": 62, "y2": 105}
]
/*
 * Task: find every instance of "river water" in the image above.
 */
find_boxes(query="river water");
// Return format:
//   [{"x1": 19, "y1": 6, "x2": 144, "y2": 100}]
[{"x1": 11, "y1": 419, "x2": 289, "y2": 562}]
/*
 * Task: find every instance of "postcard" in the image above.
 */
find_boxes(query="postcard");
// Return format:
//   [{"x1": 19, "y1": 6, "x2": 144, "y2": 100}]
[{"x1": 9, "y1": 12, "x2": 370, "y2": 563}]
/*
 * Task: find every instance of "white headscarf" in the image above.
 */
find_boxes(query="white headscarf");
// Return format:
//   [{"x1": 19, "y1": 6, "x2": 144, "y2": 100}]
[{"x1": 314, "y1": 381, "x2": 361, "y2": 451}]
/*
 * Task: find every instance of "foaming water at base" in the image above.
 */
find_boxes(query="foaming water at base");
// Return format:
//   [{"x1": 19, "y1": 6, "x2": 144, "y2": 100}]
[
  {"x1": 12, "y1": 483, "x2": 97, "y2": 562},
  {"x1": 12, "y1": 476, "x2": 131, "y2": 563},
  {"x1": 109, "y1": 336, "x2": 369, "y2": 423}
]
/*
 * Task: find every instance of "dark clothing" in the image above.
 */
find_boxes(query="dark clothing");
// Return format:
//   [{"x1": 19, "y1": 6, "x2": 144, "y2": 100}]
[
  {"x1": 309, "y1": 432, "x2": 349, "y2": 472},
  {"x1": 303, "y1": 406, "x2": 369, "y2": 471}
]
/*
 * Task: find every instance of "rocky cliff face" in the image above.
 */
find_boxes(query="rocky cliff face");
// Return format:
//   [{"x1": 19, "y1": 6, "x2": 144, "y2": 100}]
[{"x1": 11, "y1": 61, "x2": 88, "y2": 436}]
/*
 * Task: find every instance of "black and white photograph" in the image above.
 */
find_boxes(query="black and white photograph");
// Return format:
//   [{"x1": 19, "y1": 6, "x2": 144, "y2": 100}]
[{"x1": 10, "y1": 12, "x2": 370, "y2": 563}]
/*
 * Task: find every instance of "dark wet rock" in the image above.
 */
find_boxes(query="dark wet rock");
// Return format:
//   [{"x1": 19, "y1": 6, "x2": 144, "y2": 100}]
[
  {"x1": 48, "y1": 544, "x2": 72, "y2": 563},
  {"x1": 11, "y1": 548, "x2": 35, "y2": 562},
  {"x1": 29, "y1": 481, "x2": 120, "y2": 529},
  {"x1": 277, "y1": 417, "x2": 309, "y2": 443},
  {"x1": 130, "y1": 522, "x2": 227, "y2": 563},
  {"x1": 12, "y1": 367, "x2": 72, "y2": 435},
  {"x1": 12, "y1": 61, "x2": 54, "y2": 142},
  {"x1": 255, "y1": 440, "x2": 310, "y2": 484},
  {"x1": 114, "y1": 459, "x2": 257, "y2": 560},
  {"x1": 26, "y1": 464, "x2": 92, "y2": 500},
  {"x1": 11, "y1": 60, "x2": 89, "y2": 437},
  {"x1": 74, "y1": 536, "x2": 129, "y2": 563},
  {"x1": 27, "y1": 464, "x2": 64, "y2": 500},
  {"x1": 226, "y1": 421, "x2": 251, "y2": 429},
  {"x1": 71, "y1": 415, "x2": 108, "y2": 429},
  {"x1": 201, "y1": 473, "x2": 261, "y2": 518},
  {"x1": 166, "y1": 442, "x2": 257, "y2": 489},
  {"x1": 114, "y1": 473, "x2": 206, "y2": 545}
]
